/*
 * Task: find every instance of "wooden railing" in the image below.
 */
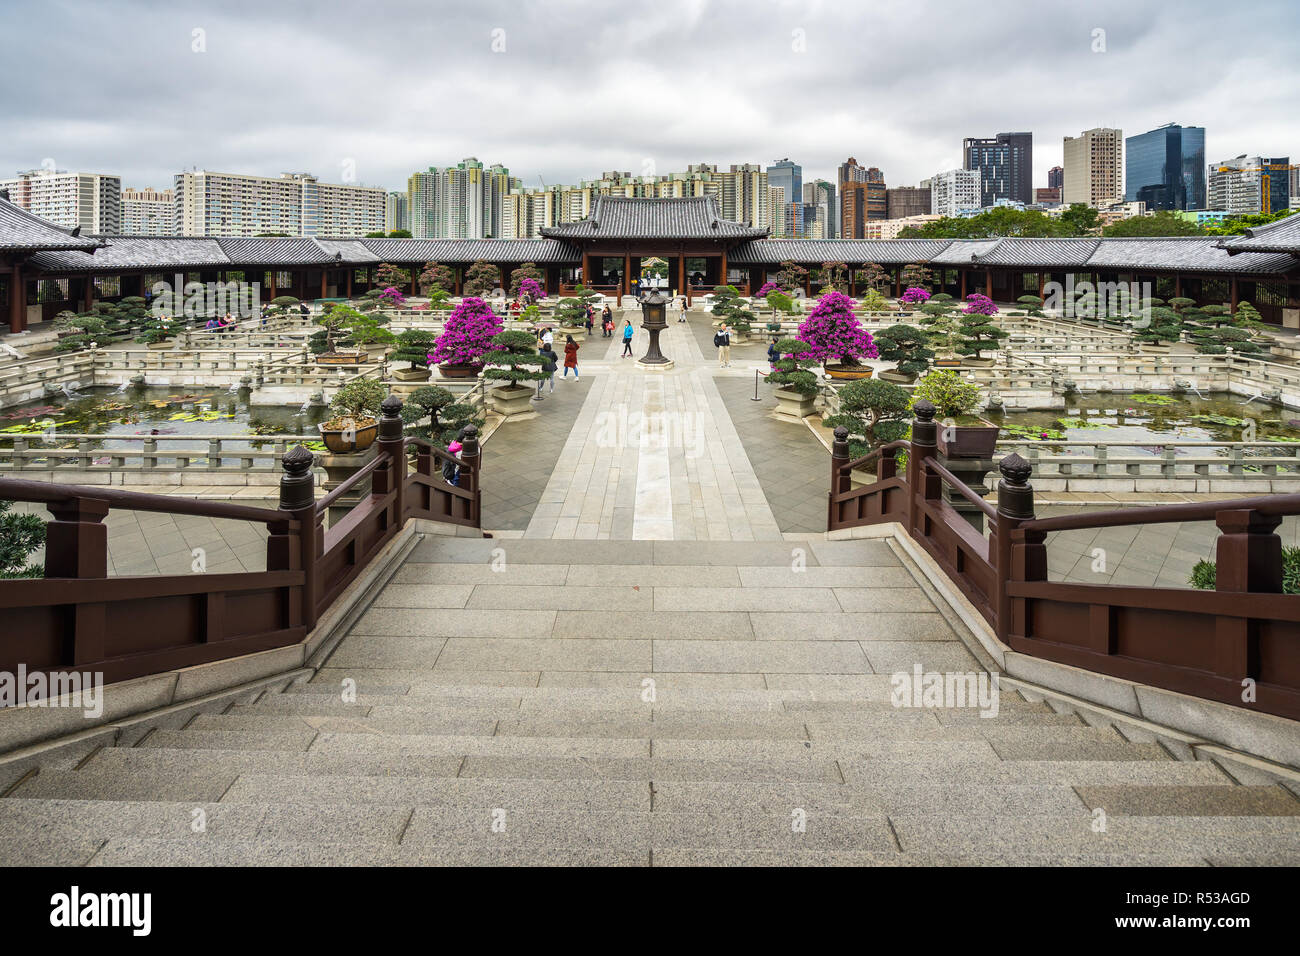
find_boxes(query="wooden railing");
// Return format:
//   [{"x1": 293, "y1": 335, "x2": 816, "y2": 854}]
[
  {"x1": 829, "y1": 400, "x2": 1300, "y2": 721},
  {"x1": 0, "y1": 394, "x2": 483, "y2": 688}
]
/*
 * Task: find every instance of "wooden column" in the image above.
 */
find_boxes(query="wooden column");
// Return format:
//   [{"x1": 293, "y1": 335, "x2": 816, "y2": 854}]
[
  {"x1": 409, "y1": 268, "x2": 418, "y2": 296},
  {"x1": 81, "y1": 277, "x2": 94, "y2": 311},
  {"x1": 1213, "y1": 507, "x2": 1281, "y2": 682},
  {"x1": 8, "y1": 261, "x2": 25, "y2": 333},
  {"x1": 346, "y1": 268, "x2": 353, "y2": 299},
  {"x1": 677, "y1": 254, "x2": 686, "y2": 304},
  {"x1": 720, "y1": 248, "x2": 728, "y2": 289},
  {"x1": 985, "y1": 271, "x2": 992, "y2": 298},
  {"x1": 320, "y1": 270, "x2": 328, "y2": 300},
  {"x1": 453, "y1": 267, "x2": 462, "y2": 297},
  {"x1": 499, "y1": 264, "x2": 510, "y2": 296},
  {"x1": 623, "y1": 251, "x2": 631, "y2": 298},
  {"x1": 1231, "y1": 276, "x2": 1240, "y2": 313},
  {"x1": 269, "y1": 270, "x2": 278, "y2": 299},
  {"x1": 894, "y1": 266, "x2": 902, "y2": 298},
  {"x1": 44, "y1": 496, "x2": 110, "y2": 666},
  {"x1": 960, "y1": 270, "x2": 967, "y2": 300}
]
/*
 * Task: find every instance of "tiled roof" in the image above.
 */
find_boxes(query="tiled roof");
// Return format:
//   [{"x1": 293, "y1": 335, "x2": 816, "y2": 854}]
[
  {"x1": 541, "y1": 196, "x2": 768, "y2": 240},
  {"x1": 0, "y1": 197, "x2": 106, "y2": 252},
  {"x1": 927, "y1": 240, "x2": 1004, "y2": 265},
  {"x1": 217, "y1": 237, "x2": 332, "y2": 265},
  {"x1": 361, "y1": 238, "x2": 581, "y2": 264},
  {"x1": 315, "y1": 239, "x2": 380, "y2": 263},
  {"x1": 727, "y1": 239, "x2": 950, "y2": 265},
  {"x1": 1217, "y1": 213, "x2": 1300, "y2": 254},
  {"x1": 28, "y1": 236, "x2": 230, "y2": 273},
  {"x1": 976, "y1": 238, "x2": 1100, "y2": 268},
  {"x1": 1083, "y1": 238, "x2": 1296, "y2": 274}
]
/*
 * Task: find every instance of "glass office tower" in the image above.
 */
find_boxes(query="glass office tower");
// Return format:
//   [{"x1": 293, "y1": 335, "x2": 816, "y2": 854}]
[{"x1": 1125, "y1": 124, "x2": 1207, "y2": 210}]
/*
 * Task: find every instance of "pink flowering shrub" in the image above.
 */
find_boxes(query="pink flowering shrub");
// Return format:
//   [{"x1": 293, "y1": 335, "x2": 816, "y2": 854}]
[
  {"x1": 431, "y1": 296, "x2": 504, "y2": 365},
  {"x1": 755, "y1": 281, "x2": 783, "y2": 298},
  {"x1": 901, "y1": 287, "x2": 931, "y2": 305},
  {"x1": 963, "y1": 293, "x2": 998, "y2": 315},
  {"x1": 518, "y1": 277, "x2": 544, "y2": 300},
  {"x1": 796, "y1": 291, "x2": 878, "y2": 366},
  {"x1": 378, "y1": 286, "x2": 407, "y2": 308}
]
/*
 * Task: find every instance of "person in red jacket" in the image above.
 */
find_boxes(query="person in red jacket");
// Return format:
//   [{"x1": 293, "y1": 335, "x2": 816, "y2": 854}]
[{"x1": 563, "y1": 335, "x2": 580, "y2": 380}]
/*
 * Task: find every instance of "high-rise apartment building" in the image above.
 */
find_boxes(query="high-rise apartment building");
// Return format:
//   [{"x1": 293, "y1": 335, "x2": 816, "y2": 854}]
[
  {"x1": 1207, "y1": 156, "x2": 1292, "y2": 216},
  {"x1": 405, "y1": 159, "x2": 519, "y2": 238},
  {"x1": 121, "y1": 187, "x2": 174, "y2": 235},
  {"x1": 0, "y1": 169, "x2": 122, "y2": 233},
  {"x1": 385, "y1": 192, "x2": 408, "y2": 233},
  {"x1": 1062, "y1": 128, "x2": 1123, "y2": 207},
  {"x1": 1124, "y1": 124, "x2": 1207, "y2": 211},
  {"x1": 1048, "y1": 166, "x2": 1064, "y2": 190},
  {"x1": 963, "y1": 132, "x2": 1033, "y2": 206},
  {"x1": 885, "y1": 186, "x2": 931, "y2": 220},
  {"x1": 803, "y1": 179, "x2": 837, "y2": 238},
  {"x1": 767, "y1": 158, "x2": 803, "y2": 236},
  {"x1": 840, "y1": 180, "x2": 888, "y2": 238},
  {"x1": 173, "y1": 171, "x2": 385, "y2": 236},
  {"x1": 930, "y1": 168, "x2": 982, "y2": 217}
]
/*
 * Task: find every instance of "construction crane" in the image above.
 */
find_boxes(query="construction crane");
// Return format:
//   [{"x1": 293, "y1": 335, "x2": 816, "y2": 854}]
[{"x1": 1214, "y1": 162, "x2": 1298, "y2": 215}]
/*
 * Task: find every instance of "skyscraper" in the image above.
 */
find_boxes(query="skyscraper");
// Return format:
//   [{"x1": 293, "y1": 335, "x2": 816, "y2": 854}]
[
  {"x1": 385, "y1": 191, "x2": 408, "y2": 233},
  {"x1": 405, "y1": 159, "x2": 518, "y2": 238},
  {"x1": 1124, "y1": 124, "x2": 1207, "y2": 211},
  {"x1": 1062, "y1": 128, "x2": 1123, "y2": 207},
  {"x1": 1208, "y1": 155, "x2": 1291, "y2": 216},
  {"x1": 0, "y1": 169, "x2": 122, "y2": 233},
  {"x1": 885, "y1": 186, "x2": 931, "y2": 220},
  {"x1": 930, "y1": 169, "x2": 982, "y2": 217},
  {"x1": 803, "y1": 179, "x2": 837, "y2": 238},
  {"x1": 962, "y1": 132, "x2": 1033, "y2": 206},
  {"x1": 767, "y1": 158, "x2": 802, "y2": 236},
  {"x1": 1048, "y1": 166, "x2": 1064, "y2": 190}
]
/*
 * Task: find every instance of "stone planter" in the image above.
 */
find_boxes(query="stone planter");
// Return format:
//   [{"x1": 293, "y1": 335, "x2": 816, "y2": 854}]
[
  {"x1": 935, "y1": 420, "x2": 1000, "y2": 459},
  {"x1": 773, "y1": 387, "x2": 816, "y2": 420},
  {"x1": 438, "y1": 362, "x2": 483, "y2": 379},
  {"x1": 316, "y1": 351, "x2": 367, "y2": 366},
  {"x1": 318, "y1": 416, "x2": 378, "y2": 454},
  {"x1": 392, "y1": 366, "x2": 432, "y2": 382},
  {"x1": 878, "y1": 369, "x2": 916, "y2": 384},
  {"x1": 145, "y1": 339, "x2": 174, "y2": 350},
  {"x1": 961, "y1": 356, "x2": 996, "y2": 368},
  {"x1": 491, "y1": 383, "x2": 536, "y2": 417}
]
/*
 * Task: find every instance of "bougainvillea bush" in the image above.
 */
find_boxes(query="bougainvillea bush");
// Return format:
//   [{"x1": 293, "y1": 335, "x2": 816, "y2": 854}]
[
  {"x1": 796, "y1": 291, "x2": 878, "y2": 367},
  {"x1": 755, "y1": 281, "x2": 782, "y2": 298},
  {"x1": 431, "y1": 296, "x2": 503, "y2": 366},
  {"x1": 901, "y1": 287, "x2": 931, "y2": 305},
  {"x1": 517, "y1": 277, "x2": 544, "y2": 300},
  {"x1": 378, "y1": 286, "x2": 407, "y2": 308}
]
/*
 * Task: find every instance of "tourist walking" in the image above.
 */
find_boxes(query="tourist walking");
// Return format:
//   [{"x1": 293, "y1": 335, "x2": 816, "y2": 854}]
[
  {"x1": 601, "y1": 305, "x2": 613, "y2": 337},
  {"x1": 678, "y1": 295, "x2": 688, "y2": 322},
  {"x1": 535, "y1": 342, "x2": 557, "y2": 399},
  {"x1": 715, "y1": 323, "x2": 732, "y2": 367},
  {"x1": 563, "y1": 335, "x2": 580, "y2": 379},
  {"x1": 584, "y1": 306, "x2": 594, "y2": 336},
  {"x1": 621, "y1": 320, "x2": 635, "y2": 357},
  {"x1": 541, "y1": 325, "x2": 554, "y2": 349},
  {"x1": 443, "y1": 427, "x2": 468, "y2": 486}
]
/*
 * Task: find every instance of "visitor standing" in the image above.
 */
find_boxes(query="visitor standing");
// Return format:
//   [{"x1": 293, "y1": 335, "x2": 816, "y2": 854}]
[
  {"x1": 535, "y1": 343, "x2": 557, "y2": 399},
  {"x1": 714, "y1": 323, "x2": 732, "y2": 367},
  {"x1": 621, "y1": 320, "x2": 635, "y2": 357},
  {"x1": 541, "y1": 326, "x2": 554, "y2": 349},
  {"x1": 601, "y1": 305, "x2": 613, "y2": 337},
  {"x1": 767, "y1": 337, "x2": 781, "y2": 368},
  {"x1": 443, "y1": 427, "x2": 467, "y2": 485},
  {"x1": 563, "y1": 335, "x2": 580, "y2": 380}
]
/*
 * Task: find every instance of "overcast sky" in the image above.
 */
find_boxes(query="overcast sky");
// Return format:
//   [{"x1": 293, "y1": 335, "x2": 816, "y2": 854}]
[{"x1": 2, "y1": 0, "x2": 1296, "y2": 195}]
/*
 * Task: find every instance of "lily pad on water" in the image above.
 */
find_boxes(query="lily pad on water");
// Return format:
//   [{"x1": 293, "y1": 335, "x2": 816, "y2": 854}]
[{"x1": 1130, "y1": 393, "x2": 1176, "y2": 406}]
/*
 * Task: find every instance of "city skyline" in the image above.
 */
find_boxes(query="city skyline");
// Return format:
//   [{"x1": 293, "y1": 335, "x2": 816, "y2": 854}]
[{"x1": 1, "y1": 0, "x2": 1296, "y2": 196}]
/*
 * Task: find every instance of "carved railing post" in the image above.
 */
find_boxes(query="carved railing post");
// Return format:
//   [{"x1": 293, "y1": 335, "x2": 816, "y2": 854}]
[
  {"x1": 907, "y1": 400, "x2": 937, "y2": 537},
  {"x1": 272, "y1": 445, "x2": 320, "y2": 630},
  {"x1": 1212, "y1": 507, "x2": 1282, "y2": 684},
  {"x1": 994, "y1": 453, "x2": 1041, "y2": 642},
  {"x1": 828, "y1": 425, "x2": 850, "y2": 530},
  {"x1": 373, "y1": 393, "x2": 406, "y2": 529},
  {"x1": 45, "y1": 495, "x2": 110, "y2": 666}
]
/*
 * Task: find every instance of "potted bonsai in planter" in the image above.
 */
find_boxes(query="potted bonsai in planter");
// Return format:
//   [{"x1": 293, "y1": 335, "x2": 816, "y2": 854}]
[
  {"x1": 823, "y1": 377, "x2": 912, "y2": 467},
  {"x1": 431, "y1": 296, "x2": 503, "y2": 378},
  {"x1": 482, "y1": 329, "x2": 548, "y2": 417},
  {"x1": 419, "y1": 261, "x2": 456, "y2": 297},
  {"x1": 955, "y1": 293, "x2": 1007, "y2": 367},
  {"x1": 311, "y1": 304, "x2": 367, "y2": 365},
  {"x1": 390, "y1": 328, "x2": 438, "y2": 381},
  {"x1": 796, "y1": 291, "x2": 877, "y2": 380},
  {"x1": 875, "y1": 324, "x2": 934, "y2": 383},
  {"x1": 764, "y1": 338, "x2": 820, "y2": 420},
  {"x1": 319, "y1": 378, "x2": 387, "y2": 454},
  {"x1": 920, "y1": 294, "x2": 962, "y2": 367},
  {"x1": 136, "y1": 313, "x2": 178, "y2": 348},
  {"x1": 912, "y1": 368, "x2": 995, "y2": 458},
  {"x1": 400, "y1": 385, "x2": 486, "y2": 446}
]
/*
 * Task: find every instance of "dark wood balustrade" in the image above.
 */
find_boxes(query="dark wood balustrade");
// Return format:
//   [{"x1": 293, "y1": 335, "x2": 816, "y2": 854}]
[
  {"x1": 828, "y1": 400, "x2": 1300, "y2": 722},
  {"x1": 0, "y1": 394, "x2": 484, "y2": 688}
]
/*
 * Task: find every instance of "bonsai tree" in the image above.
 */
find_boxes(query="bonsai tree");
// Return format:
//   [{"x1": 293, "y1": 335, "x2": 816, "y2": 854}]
[
  {"x1": 797, "y1": 291, "x2": 877, "y2": 370},
  {"x1": 391, "y1": 328, "x2": 437, "y2": 372},
  {"x1": 426, "y1": 288, "x2": 453, "y2": 311},
  {"x1": 376, "y1": 263, "x2": 410, "y2": 290},
  {"x1": 755, "y1": 281, "x2": 782, "y2": 298},
  {"x1": 345, "y1": 313, "x2": 397, "y2": 348},
  {"x1": 766, "y1": 290, "x2": 797, "y2": 315},
  {"x1": 956, "y1": 293, "x2": 1008, "y2": 360},
  {"x1": 775, "y1": 260, "x2": 808, "y2": 294},
  {"x1": 418, "y1": 262, "x2": 456, "y2": 296},
  {"x1": 763, "y1": 339, "x2": 819, "y2": 396},
  {"x1": 311, "y1": 304, "x2": 359, "y2": 354},
  {"x1": 431, "y1": 296, "x2": 503, "y2": 368},
  {"x1": 816, "y1": 261, "x2": 849, "y2": 294},
  {"x1": 377, "y1": 286, "x2": 407, "y2": 310},
  {"x1": 920, "y1": 293, "x2": 961, "y2": 358},
  {"x1": 555, "y1": 297, "x2": 587, "y2": 329},
  {"x1": 1016, "y1": 294, "x2": 1046, "y2": 317},
  {"x1": 901, "y1": 263, "x2": 932, "y2": 290},
  {"x1": 482, "y1": 329, "x2": 549, "y2": 390},
  {"x1": 135, "y1": 312, "x2": 177, "y2": 345},
  {"x1": 53, "y1": 310, "x2": 109, "y2": 352},
  {"x1": 824, "y1": 378, "x2": 912, "y2": 459},
  {"x1": 401, "y1": 386, "x2": 485, "y2": 446},
  {"x1": 860, "y1": 288, "x2": 890, "y2": 313},
  {"x1": 900, "y1": 287, "x2": 931, "y2": 308},
  {"x1": 267, "y1": 295, "x2": 303, "y2": 319},
  {"x1": 509, "y1": 262, "x2": 545, "y2": 297},
  {"x1": 912, "y1": 368, "x2": 982, "y2": 421},
  {"x1": 711, "y1": 285, "x2": 754, "y2": 333},
  {"x1": 859, "y1": 262, "x2": 889, "y2": 292},
  {"x1": 327, "y1": 378, "x2": 387, "y2": 426},
  {"x1": 463, "y1": 260, "x2": 501, "y2": 297},
  {"x1": 1133, "y1": 298, "x2": 1183, "y2": 346},
  {"x1": 874, "y1": 324, "x2": 934, "y2": 380},
  {"x1": 0, "y1": 499, "x2": 44, "y2": 579}
]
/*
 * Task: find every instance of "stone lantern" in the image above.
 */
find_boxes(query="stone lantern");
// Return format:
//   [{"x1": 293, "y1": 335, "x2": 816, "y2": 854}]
[{"x1": 637, "y1": 290, "x2": 673, "y2": 369}]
